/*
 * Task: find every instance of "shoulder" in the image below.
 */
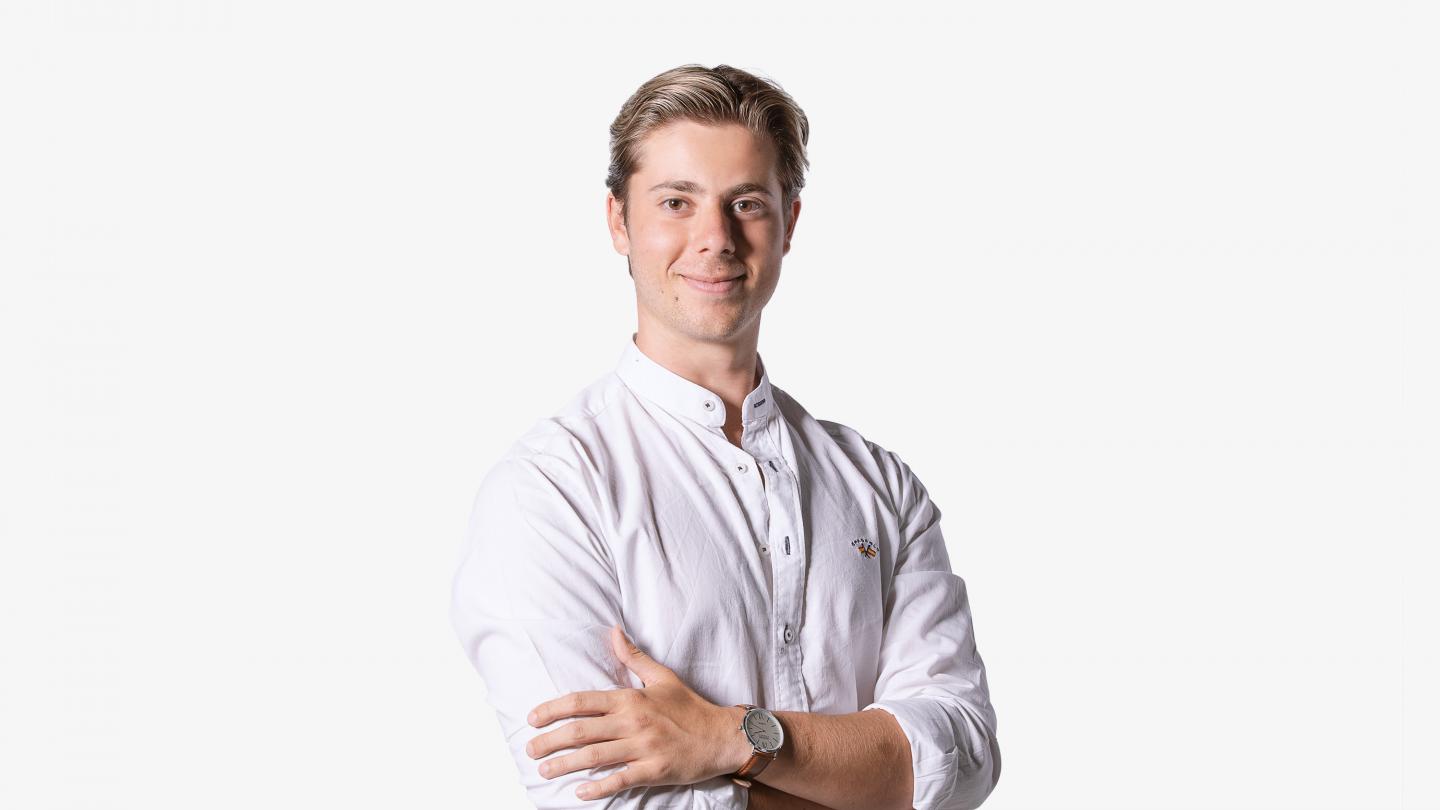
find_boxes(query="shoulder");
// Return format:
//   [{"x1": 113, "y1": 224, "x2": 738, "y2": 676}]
[
  {"x1": 472, "y1": 369, "x2": 630, "y2": 517},
  {"x1": 771, "y1": 385, "x2": 932, "y2": 519},
  {"x1": 465, "y1": 373, "x2": 627, "y2": 561},
  {"x1": 497, "y1": 369, "x2": 627, "y2": 466}
]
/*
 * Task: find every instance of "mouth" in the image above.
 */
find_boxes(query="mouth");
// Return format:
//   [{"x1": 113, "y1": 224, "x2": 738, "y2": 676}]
[{"x1": 680, "y1": 272, "x2": 745, "y2": 295}]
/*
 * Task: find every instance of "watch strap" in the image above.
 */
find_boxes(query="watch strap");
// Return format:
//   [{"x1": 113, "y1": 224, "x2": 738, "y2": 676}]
[{"x1": 730, "y1": 750, "x2": 777, "y2": 787}]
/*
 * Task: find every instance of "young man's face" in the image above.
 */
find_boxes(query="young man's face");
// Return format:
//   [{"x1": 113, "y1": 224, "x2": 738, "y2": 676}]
[{"x1": 606, "y1": 120, "x2": 801, "y2": 347}]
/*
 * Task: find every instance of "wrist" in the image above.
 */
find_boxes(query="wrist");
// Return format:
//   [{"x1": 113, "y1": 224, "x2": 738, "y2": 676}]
[{"x1": 716, "y1": 704, "x2": 755, "y2": 776}]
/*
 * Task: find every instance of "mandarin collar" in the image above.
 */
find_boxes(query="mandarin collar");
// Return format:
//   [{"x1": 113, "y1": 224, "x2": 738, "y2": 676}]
[{"x1": 615, "y1": 332, "x2": 776, "y2": 431}]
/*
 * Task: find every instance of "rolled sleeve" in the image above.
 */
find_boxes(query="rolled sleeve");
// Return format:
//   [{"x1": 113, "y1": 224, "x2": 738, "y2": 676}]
[
  {"x1": 861, "y1": 454, "x2": 1001, "y2": 810},
  {"x1": 450, "y1": 453, "x2": 747, "y2": 809}
]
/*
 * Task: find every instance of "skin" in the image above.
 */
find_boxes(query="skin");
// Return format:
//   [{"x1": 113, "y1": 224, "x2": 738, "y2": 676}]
[{"x1": 524, "y1": 121, "x2": 915, "y2": 809}]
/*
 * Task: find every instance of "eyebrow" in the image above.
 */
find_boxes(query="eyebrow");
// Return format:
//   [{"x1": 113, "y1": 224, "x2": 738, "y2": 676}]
[{"x1": 647, "y1": 180, "x2": 775, "y2": 199}]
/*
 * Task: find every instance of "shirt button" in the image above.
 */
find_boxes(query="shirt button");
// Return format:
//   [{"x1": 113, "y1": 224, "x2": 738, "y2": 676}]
[
  {"x1": 783, "y1": 625, "x2": 794, "y2": 644},
  {"x1": 760, "y1": 544, "x2": 768, "y2": 554},
  {"x1": 702, "y1": 400, "x2": 716, "y2": 411},
  {"x1": 736, "y1": 463, "x2": 748, "y2": 474}
]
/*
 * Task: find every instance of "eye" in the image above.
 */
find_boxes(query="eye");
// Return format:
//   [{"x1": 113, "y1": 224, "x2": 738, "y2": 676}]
[
  {"x1": 733, "y1": 199, "x2": 764, "y2": 214},
  {"x1": 662, "y1": 198, "x2": 687, "y2": 211}
]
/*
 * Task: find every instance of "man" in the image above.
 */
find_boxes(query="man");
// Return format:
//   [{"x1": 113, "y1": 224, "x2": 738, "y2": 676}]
[{"x1": 450, "y1": 64, "x2": 1000, "y2": 810}]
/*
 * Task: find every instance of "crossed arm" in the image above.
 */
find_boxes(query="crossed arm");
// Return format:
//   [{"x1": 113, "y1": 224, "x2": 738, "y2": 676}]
[{"x1": 518, "y1": 624, "x2": 913, "y2": 810}]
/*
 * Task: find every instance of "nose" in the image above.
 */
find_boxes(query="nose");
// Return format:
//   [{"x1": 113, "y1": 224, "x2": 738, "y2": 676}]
[{"x1": 692, "y1": 200, "x2": 736, "y2": 256}]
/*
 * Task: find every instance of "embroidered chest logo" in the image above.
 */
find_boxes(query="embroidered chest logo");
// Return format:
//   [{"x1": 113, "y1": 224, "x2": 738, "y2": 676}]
[{"x1": 851, "y1": 537, "x2": 878, "y2": 558}]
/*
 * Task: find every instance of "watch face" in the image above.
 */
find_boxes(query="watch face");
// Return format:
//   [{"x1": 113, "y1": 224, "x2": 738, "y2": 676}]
[{"x1": 743, "y1": 708, "x2": 784, "y2": 753}]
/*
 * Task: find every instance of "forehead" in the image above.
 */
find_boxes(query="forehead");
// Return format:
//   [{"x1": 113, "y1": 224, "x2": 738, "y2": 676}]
[{"x1": 632, "y1": 120, "x2": 780, "y2": 189}]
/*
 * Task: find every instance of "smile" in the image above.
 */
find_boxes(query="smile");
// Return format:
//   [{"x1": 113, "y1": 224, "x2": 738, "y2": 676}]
[{"x1": 681, "y1": 274, "x2": 744, "y2": 295}]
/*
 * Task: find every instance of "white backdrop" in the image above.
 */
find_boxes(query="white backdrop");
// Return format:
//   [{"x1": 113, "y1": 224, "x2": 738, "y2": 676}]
[{"x1": 1, "y1": 1, "x2": 1435, "y2": 808}]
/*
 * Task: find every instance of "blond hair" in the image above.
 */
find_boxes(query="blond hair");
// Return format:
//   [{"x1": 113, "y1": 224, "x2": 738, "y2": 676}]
[{"x1": 606, "y1": 64, "x2": 810, "y2": 225}]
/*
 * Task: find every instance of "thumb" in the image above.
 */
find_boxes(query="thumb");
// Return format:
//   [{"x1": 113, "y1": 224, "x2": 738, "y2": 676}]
[{"x1": 611, "y1": 623, "x2": 669, "y2": 687}]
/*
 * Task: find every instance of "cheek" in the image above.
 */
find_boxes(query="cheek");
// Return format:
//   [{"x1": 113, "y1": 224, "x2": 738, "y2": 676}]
[
  {"x1": 742, "y1": 217, "x2": 782, "y2": 246},
  {"x1": 631, "y1": 220, "x2": 685, "y2": 255}
]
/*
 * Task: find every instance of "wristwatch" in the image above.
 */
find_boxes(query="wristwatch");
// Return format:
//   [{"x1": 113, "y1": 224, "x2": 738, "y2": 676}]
[{"x1": 729, "y1": 703, "x2": 785, "y2": 788}]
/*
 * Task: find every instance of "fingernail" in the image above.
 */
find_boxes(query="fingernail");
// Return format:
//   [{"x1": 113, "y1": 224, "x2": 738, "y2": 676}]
[
  {"x1": 528, "y1": 711, "x2": 538, "y2": 726},
  {"x1": 576, "y1": 785, "x2": 591, "y2": 799}
]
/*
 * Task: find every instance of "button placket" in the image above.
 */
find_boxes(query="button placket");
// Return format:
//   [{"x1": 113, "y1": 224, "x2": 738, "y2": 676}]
[{"x1": 761, "y1": 421, "x2": 810, "y2": 710}]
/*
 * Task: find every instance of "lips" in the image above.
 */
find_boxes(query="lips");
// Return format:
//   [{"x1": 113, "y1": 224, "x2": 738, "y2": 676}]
[
  {"x1": 681, "y1": 273, "x2": 744, "y2": 294},
  {"x1": 683, "y1": 273, "x2": 744, "y2": 283}
]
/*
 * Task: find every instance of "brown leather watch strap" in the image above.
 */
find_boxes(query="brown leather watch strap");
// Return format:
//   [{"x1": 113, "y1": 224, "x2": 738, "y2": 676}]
[{"x1": 730, "y1": 749, "x2": 777, "y2": 787}]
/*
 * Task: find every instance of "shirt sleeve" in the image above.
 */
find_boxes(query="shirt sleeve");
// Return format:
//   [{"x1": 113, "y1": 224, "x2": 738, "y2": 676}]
[
  {"x1": 860, "y1": 453, "x2": 1001, "y2": 810},
  {"x1": 450, "y1": 452, "x2": 748, "y2": 810}
]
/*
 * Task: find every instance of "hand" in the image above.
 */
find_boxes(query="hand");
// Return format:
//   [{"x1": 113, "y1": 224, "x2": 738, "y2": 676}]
[{"x1": 525, "y1": 624, "x2": 746, "y2": 801}]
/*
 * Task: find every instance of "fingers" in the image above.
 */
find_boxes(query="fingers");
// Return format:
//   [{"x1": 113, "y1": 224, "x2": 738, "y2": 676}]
[
  {"x1": 535, "y1": 738, "x2": 635, "y2": 782},
  {"x1": 529, "y1": 688, "x2": 623, "y2": 728},
  {"x1": 574, "y1": 758, "x2": 657, "y2": 801}
]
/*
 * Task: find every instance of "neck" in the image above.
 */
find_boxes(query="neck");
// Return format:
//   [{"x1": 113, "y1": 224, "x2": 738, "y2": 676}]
[{"x1": 632, "y1": 325, "x2": 761, "y2": 441}]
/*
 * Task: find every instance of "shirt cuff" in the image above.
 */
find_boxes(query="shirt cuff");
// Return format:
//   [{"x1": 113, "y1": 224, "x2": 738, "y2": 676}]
[{"x1": 863, "y1": 698, "x2": 997, "y2": 810}]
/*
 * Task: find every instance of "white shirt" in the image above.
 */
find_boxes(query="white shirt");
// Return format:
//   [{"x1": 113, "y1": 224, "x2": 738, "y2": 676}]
[{"x1": 450, "y1": 334, "x2": 1000, "y2": 810}]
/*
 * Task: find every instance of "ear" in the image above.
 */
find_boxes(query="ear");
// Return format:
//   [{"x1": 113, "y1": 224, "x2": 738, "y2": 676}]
[
  {"x1": 606, "y1": 192, "x2": 631, "y2": 256},
  {"x1": 782, "y1": 196, "x2": 802, "y2": 255}
]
